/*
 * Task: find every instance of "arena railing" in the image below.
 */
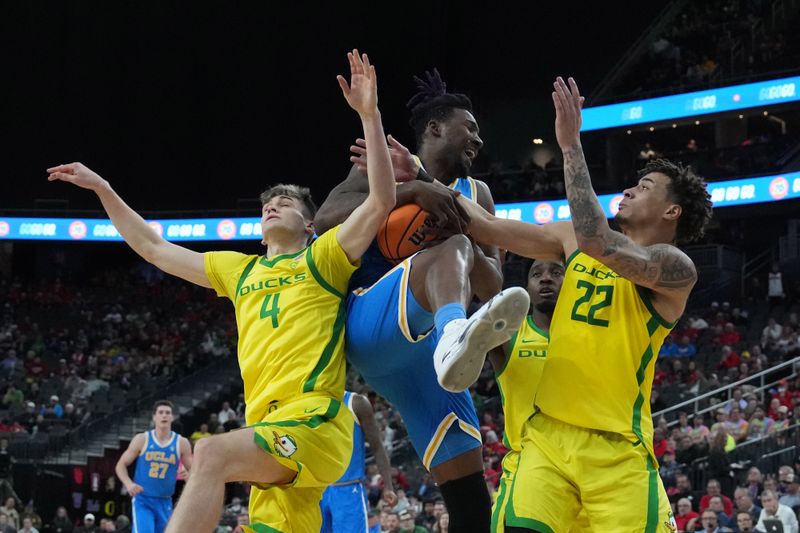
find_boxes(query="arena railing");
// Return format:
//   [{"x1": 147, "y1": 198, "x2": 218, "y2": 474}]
[
  {"x1": 653, "y1": 356, "x2": 800, "y2": 426},
  {"x1": 684, "y1": 422, "x2": 800, "y2": 491},
  {"x1": 39, "y1": 357, "x2": 234, "y2": 465}
]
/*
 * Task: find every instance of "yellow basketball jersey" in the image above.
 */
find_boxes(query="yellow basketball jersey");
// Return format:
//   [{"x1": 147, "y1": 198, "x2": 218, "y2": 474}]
[
  {"x1": 535, "y1": 251, "x2": 675, "y2": 459},
  {"x1": 204, "y1": 226, "x2": 358, "y2": 425},
  {"x1": 497, "y1": 316, "x2": 549, "y2": 452}
]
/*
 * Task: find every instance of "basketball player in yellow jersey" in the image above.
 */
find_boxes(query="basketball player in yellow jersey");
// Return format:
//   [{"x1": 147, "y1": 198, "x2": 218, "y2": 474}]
[
  {"x1": 487, "y1": 260, "x2": 564, "y2": 533},
  {"x1": 47, "y1": 49, "x2": 397, "y2": 533},
  {"x1": 461, "y1": 77, "x2": 713, "y2": 532}
]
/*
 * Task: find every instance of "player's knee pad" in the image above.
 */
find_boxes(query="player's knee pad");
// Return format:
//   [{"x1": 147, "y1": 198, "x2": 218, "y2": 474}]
[{"x1": 439, "y1": 471, "x2": 491, "y2": 533}]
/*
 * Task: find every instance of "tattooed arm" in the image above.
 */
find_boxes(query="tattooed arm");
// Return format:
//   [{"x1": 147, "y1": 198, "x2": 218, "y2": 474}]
[{"x1": 552, "y1": 77, "x2": 696, "y2": 311}]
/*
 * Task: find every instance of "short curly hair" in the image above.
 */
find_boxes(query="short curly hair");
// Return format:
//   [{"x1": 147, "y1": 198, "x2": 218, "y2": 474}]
[
  {"x1": 259, "y1": 184, "x2": 317, "y2": 220},
  {"x1": 638, "y1": 159, "x2": 712, "y2": 244}
]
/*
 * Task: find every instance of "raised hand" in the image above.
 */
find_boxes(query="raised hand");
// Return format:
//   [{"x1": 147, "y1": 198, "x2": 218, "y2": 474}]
[
  {"x1": 337, "y1": 49, "x2": 378, "y2": 117},
  {"x1": 552, "y1": 76, "x2": 585, "y2": 150},
  {"x1": 350, "y1": 134, "x2": 418, "y2": 182},
  {"x1": 47, "y1": 162, "x2": 106, "y2": 191}
]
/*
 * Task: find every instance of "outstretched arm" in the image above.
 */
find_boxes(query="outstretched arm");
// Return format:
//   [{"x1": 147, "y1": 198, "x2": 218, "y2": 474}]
[
  {"x1": 352, "y1": 394, "x2": 398, "y2": 507},
  {"x1": 551, "y1": 77, "x2": 696, "y2": 301},
  {"x1": 47, "y1": 163, "x2": 212, "y2": 288},
  {"x1": 334, "y1": 50, "x2": 396, "y2": 262},
  {"x1": 459, "y1": 197, "x2": 574, "y2": 261}
]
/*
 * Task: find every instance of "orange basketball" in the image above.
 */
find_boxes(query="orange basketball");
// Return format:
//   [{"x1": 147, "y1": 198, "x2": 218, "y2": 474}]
[{"x1": 377, "y1": 203, "x2": 435, "y2": 264}]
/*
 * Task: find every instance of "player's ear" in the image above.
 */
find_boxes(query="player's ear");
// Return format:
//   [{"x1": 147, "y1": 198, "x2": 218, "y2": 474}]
[
  {"x1": 426, "y1": 119, "x2": 442, "y2": 138},
  {"x1": 305, "y1": 220, "x2": 315, "y2": 244},
  {"x1": 664, "y1": 203, "x2": 682, "y2": 222}
]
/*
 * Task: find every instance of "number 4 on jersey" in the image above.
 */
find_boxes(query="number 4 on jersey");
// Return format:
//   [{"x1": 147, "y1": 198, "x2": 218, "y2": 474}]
[{"x1": 260, "y1": 293, "x2": 281, "y2": 327}]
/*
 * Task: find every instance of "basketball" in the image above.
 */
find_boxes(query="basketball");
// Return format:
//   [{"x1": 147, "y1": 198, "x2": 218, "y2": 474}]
[{"x1": 377, "y1": 203, "x2": 435, "y2": 264}]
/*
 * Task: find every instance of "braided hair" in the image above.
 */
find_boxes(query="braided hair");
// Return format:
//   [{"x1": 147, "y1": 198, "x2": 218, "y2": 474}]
[{"x1": 407, "y1": 69, "x2": 473, "y2": 148}]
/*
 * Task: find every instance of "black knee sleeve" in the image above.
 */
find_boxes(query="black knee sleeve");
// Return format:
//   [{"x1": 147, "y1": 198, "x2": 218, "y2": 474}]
[{"x1": 439, "y1": 471, "x2": 491, "y2": 533}]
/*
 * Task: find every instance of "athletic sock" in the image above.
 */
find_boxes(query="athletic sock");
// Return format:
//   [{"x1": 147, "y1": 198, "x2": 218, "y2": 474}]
[
  {"x1": 434, "y1": 303, "x2": 466, "y2": 338},
  {"x1": 439, "y1": 471, "x2": 492, "y2": 532}
]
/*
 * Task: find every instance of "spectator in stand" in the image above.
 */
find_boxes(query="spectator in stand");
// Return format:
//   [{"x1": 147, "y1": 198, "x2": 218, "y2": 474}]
[
  {"x1": 660, "y1": 450, "x2": 682, "y2": 487},
  {"x1": 762, "y1": 318, "x2": 783, "y2": 350},
  {"x1": 98, "y1": 518, "x2": 116, "y2": 532},
  {"x1": 74, "y1": 513, "x2": 98, "y2": 533},
  {"x1": 1, "y1": 386, "x2": 22, "y2": 408},
  {"x1": 41, "y1": 396, "x2": 64, "y2": 419},
  {"x1": 677, "y1": 412, "x2": 692, "y2": 434},
  {"x1": 676, "y1": 335, "x2": 697, "y2": 358},
  {"x1": 768, "y1": 264, "x2": 785, "y2": 309},
  {"x1": 660, "y1": 335, "x2": 678, "y2": 357},
  {"x1": 653, "y1": 427, "x2": 673, "y2": 462},
  {"x1": 708, "y1": 431, "x2": 734, "y2": 495},
  {"x1": 368, "y1": 510, "x2": 381, "y2": 533},
  {"x1": 383, "y1": 511, "x2": 401, "y2": 533},
  {"x1": 391, "y1": 467, "x2": 411, "y2": 493},
  {"x1": 20, "y1": 503, "x2": 41, "y2": 530},
  {"x1": 735, "y1": 510, "x2": 755, "y2": 532},
  {"x1": 768, "y1": 398, "x2": 782, "y2": 420},
  {"x1": 675, "y1": 498, "x2": 699, "y2": 532},
  {"x1": 398, "y1": 509, "x2": 427, "y2": 533},
  {"x1": 731, "y1": 308, "x2": 749, "y2": 327},
  {"x1": 777, "y1": 326, "x2": 800, "y2": 358},
  {"x1": 747, "y1": 406, "x2": 774, "y2": 440},
  {"x1": 206, "y1": 413, "x2": 219, "y2": 434},
  {"x1": 190, "y1": 423, "x2": 212, "y2": 444},
  {"x1": 719, "y1": 323, "x2": 740, "y2": 347},
  {"x1": 415, "y1": 473, "x2": 437, "y2": 502},
  {"x1": 717, "y1": 346, "x2": 741, "y2": 371},
  {"x1": 779, "y1": 466, "x2": 800, "y2": 508},
  {"x1": 417, "y1": 497, "x2": 437, "y2": 530},
  {"x1": 757, "y1": 489, "x2": 798, "y2": 533},
  {"x1": 773, "y1": 380, "x2": 795, "y2": 410},
  {"x1": 49, "y1": 507, "x2": 72, "y2": 533},
  {"x1": 745, "y1": 468, "x2": 764, "y2": 502},
  {"x1": 0, "y1": 514, "x2": 12, "y2": 533},
  {"x1": 669, "y1": 473, "x2": 692, "y2": 507},
  {"x1": 15, "y1": 402, "x2": 37, "y2": 434},
  {"x1": 691, "y1": 414, "x2": 711, "y2": 444},
  {"x1": 217, "y1": 402, "x2": 237, "y2": 425},
  {"x1": 18, "y1": 517, "x2": 38, "y2": 533},
  {"x1": 723, "y1": 407, "x2": 748, "y2": 443},
  {"x1": 708, "y1": 496, "x2": 735, "y2": 529},
  {"x1": 769, "y1": 406, "x2": 791, "y2": 438},
  {"x1": 115, "y1": 514, "x2": 131, "y2": 533},
  {"x1": 2, "y1": 498, "x2": 19, "y2": 530},
  {"x1": 431, "y1": 512, "x2": 449, "y2": 533},
  {"x1": 701, "y1": 479, "x2": 734, "y2": 516},
  {"x1": 723, "y1": 388, "x2": 748, "y2": 414},
  {"x1": 698, "y1": 509, "x2": 721, "y2": 533},
  {"x1": 734, "y1": 487, "x2": 762, "y2": 523}
]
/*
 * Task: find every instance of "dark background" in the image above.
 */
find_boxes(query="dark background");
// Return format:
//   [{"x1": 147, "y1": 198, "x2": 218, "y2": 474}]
[{"x1": 4, "y1": 1, "x2": 669, "y2": 214}]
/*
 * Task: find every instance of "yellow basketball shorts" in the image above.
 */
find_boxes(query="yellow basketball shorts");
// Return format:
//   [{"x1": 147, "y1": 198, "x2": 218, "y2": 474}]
[
  {"x1": 493, "y1": 450, "x2": 591, "y2": 533},
  {"x1": 506, "y1": 413, "x2": 675, "y2": 533},
  {"x1": 244, "y1": 393, "x2": 354, "y2": 533}
]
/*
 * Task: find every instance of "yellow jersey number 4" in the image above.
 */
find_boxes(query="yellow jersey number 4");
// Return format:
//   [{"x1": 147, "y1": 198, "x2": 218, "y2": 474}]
[{"x1": 260, "y1": 293, "x2": 281, "y2": 327}]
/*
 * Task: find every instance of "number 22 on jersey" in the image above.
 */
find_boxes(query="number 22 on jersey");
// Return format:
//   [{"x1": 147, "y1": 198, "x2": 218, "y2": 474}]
[{"x1": 571, "y1": 280, "x2": 614, "y2": 327}]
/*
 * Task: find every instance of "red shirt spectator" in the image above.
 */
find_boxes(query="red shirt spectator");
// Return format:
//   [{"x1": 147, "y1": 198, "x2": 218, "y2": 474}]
[
  {"x1": 719, "y1": 323, "x2": 741, "y2": 346},
  {"x1": 699, "y1": 479, "x2": 733, "y2": 516},
  {"x1": 717, "y1": 346, "x2": 741, "y2": 370},
  {"x1": 675, "y1": 497, "x2": 699, "y2": 533}
]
